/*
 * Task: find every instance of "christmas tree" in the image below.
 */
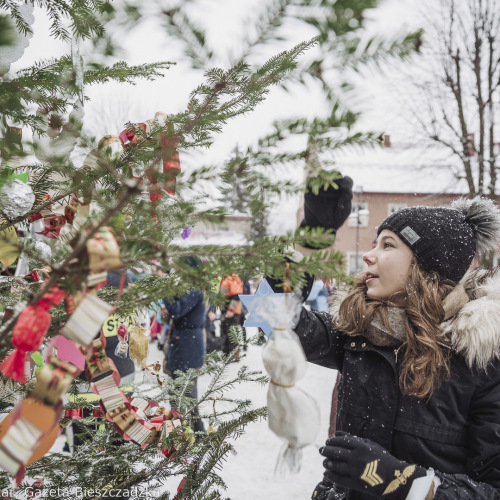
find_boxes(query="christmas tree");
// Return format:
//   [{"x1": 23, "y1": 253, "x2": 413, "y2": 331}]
[{"x1": 0, "y1": 1, "x2": 420, "y2": 498}]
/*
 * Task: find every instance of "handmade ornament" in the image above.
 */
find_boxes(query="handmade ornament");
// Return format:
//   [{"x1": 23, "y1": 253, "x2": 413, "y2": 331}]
[
  {"x1": 35, "y1": 199, "x2": 80, "y2": 239},
  {"x1": 141, "y1": 361, "x2": 165, "y2": 386},
  {"x1": 86, "y1": 271, "x2": 108, "y2": 289},
  {"x1": 108, "y1": 405, "x2": 155, "y2": 447},
  {"x1": 119, "y1": 112, "x2": 181, "y2": 199},
  {"x1": 239, "y1": 278, "x2": 276, "y2": 336},
  {"x1": 52, "y1": 335, "x2": 86, "y2": 370},
  {"x1": 114, "y1": 322, "x2": 129, "y2": 359},
  {"x1": 0, "y1": 224, "x2": 18, "y2": 267},
  {"x1": 84, "y1": 338, "x2": 113, "y2": 379},
  {"x1": 94, "y1": 376, "x2": 127, "y2": 413},
  {"x1": 61, "y1": 293, "x2": 113, "y2": 346},
  {"x1": 31, "y1": 356, "x2": 80, "y2": 407},
  {"x1": 0, "y1": 398, "x2": 60, "y2": 479},
  {"x1": 85, "y1": 226, "x2": 121, "y2": 273},
  {"x1": 0, "y1": 178, "x2": 35, "y2": 219},
  {"x1": 255, "y1": 294, "x2": 320, "y2": 475},
  {"x1": 84, "y1": 338, "x2": 158, "y2": 448},
  {"x1": 130, "y1": 397, "x2": 151, "y2": 418},
  {"x1": 181, "y1": 226, "x2": 192, "y2": 239},
  {"x1": 128, "y1": 324, "x2": 149, "y2": 368},
  {"x1": 1, "y1": 287, "x2": 65, "y2": 383}
]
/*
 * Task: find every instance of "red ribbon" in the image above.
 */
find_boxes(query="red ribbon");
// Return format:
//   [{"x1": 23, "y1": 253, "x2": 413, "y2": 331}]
[
  {"x1": 27, "y1": 194, "x2": 51, "y2": 223},
  {"x1": 119, "y1": 123, "x2": 147, "y2": 147},
  {"x1": 93, "y1": 407, "x2": 104, "y2": 418},
  {"x1": 159, "y1": 134, "x2": 181, "y2": 196},
  {"x1": 23, "y1": 270, "x2": 40, "y2": 282},
  {"x1": 30, "y1": 195, "x2": 80, "y2": 239},
  {"x1": 119, "y1": 116, "x2": 181, "y2": 202},
  {"x1": 64, "y1": 408, "x2": 83, "y2": 420}
]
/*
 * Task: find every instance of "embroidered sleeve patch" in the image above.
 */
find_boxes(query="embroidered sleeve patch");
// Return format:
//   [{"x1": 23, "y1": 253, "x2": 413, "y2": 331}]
[
  {"x1": 383, "y1": 464, "x2": 417, "y2": 495},
  {"x1": 360, "y1": 460, "x2": 383, "y2": 486}
]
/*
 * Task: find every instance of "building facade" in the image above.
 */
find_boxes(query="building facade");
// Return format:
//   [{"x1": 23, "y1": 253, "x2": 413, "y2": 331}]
[{"x1": 334, "y1": 192, "x2": 500, "y2": 275}]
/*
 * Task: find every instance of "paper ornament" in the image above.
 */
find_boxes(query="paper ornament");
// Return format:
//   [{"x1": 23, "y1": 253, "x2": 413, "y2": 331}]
[
  {"x1": 239, "y1": 278, "x2": 293, "y2": 336},
  {"x1": 0, "y1": 224, "x2": 18, "y2": 267},
  {"x1": 61, "y1": 293, "x2": 113, "y2": 346},
  {"x1": 86, "y1": 226, "x2": 121, "y2": 273},
  {"x1": 31, "y1": 356, "x2": 80, "y2": 407},
  {"x1": 0, "y1": 399, "x2": 59, "y2": 478}
]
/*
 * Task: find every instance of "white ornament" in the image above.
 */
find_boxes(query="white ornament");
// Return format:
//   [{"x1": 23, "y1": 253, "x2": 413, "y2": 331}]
[
  {"x1": 0, "y1": 2, "x2": 34, "y2": 76},
  {"x1": 0, "y1": 179, "x2": 35, "y2": 219},
  {"x1": 33, "y1": 241, "x2": 52, "y2": 262}
]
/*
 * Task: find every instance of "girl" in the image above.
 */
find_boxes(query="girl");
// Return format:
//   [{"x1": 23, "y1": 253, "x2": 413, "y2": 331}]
[{"x1": 296, "y1": 198, "x2": 500, "y2": 499}]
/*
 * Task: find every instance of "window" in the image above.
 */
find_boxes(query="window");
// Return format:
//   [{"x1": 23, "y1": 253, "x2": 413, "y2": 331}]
[
  {"x1": 387, "y1": 203, "x2": 408, "y2": 216},
  {"x1": 348, "y1": 202, "x2": 369, "y2": 227},
  {"x1": 348, "y1": 252, "x2": 365, "y2": 275}
]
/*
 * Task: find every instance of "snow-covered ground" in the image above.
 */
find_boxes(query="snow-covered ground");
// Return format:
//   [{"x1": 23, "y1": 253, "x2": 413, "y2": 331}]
[
  {"x1": 146, "y1": 326, "x2": 337, "y2": 500},
  {"x1": 42, "y1": 325, "x2": 336, "y2": 499}
]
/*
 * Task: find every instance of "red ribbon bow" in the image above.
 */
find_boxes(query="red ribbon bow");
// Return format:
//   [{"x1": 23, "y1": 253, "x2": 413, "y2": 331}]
[{"x1": 36, "y1": 198, "x2": 80, "y2": 239}]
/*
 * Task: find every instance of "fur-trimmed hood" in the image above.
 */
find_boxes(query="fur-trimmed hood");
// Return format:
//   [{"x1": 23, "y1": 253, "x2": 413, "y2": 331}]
[
  {"x1": 444, "y1": 267, "x2": 500, "y2": 370},
  {"x1": 328, "y1": 267, "x2": 500, "y2": 370}
]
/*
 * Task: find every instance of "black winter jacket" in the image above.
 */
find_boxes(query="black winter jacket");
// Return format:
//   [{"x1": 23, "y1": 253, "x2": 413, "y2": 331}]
[{"x1": 296, "y1": 268, "x2": 500, "y2": 499}]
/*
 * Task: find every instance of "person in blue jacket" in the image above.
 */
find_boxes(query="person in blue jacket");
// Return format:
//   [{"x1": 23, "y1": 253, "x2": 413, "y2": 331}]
[{"x1": 162, "y1": 258, "x2": 206, "y2": 432}]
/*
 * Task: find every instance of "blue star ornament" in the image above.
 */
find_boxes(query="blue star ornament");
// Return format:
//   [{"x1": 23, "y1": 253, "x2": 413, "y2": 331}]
[{"x1": 239, "y1": 278, "x2": 293, "y2": 337}]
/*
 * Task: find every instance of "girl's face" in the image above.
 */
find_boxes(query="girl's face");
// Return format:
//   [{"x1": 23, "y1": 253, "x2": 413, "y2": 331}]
[{"x1": 362, "y1": 229, "x2": 414, "y2": 300}]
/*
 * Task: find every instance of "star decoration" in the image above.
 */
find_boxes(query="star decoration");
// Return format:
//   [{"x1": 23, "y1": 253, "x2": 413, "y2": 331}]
[{"x1": 239, "y1": 278, "x2": 294, "y2": 336}]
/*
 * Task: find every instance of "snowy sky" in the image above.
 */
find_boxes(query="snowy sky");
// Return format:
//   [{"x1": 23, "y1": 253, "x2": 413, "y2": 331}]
[
  {"x1": 12, "y1": 0, "x2": 424, "y2": 153},
  {"x1": 7, "y1": 0, "x2": 455, "y2": 234}
]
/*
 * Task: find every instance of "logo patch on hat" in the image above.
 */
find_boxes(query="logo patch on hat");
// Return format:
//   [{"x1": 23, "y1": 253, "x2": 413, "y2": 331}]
[{"x1": 400, "y1": 226, "x2": 420, "y2": 245}]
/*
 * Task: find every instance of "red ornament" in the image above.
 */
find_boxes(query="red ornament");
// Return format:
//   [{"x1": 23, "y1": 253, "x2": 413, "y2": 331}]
[
  {"x1": 117, "y1": 323, "x2": 128, "y2": 342},
  {"x1": 1, "y1": 288, "x2": 65, "y2": 384},
  {"x1": 159, "y1": 134, "x2": 181, "y2": 195}
]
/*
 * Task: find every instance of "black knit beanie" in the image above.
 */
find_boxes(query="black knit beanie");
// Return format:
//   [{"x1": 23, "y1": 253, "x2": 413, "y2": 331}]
[{"x1": 377, "y1": 198, "x2": 500, "y2": 283}]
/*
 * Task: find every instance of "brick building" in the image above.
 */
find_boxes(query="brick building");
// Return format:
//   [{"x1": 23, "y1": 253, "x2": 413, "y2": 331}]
[{"x1": 331, "y1": 141, "x2": 500, "y2": 274}]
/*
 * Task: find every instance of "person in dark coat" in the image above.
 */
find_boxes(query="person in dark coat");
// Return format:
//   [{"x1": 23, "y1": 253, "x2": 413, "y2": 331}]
[
  {"x1": 162, "y1": 275, "x2": 206, "y2": 433},
  {"x1": 163, "y1": 288, "x2": 206, "y2": 375},
  {"x1": 295, "y1": 192, "x2": 500, "y2": 499}
]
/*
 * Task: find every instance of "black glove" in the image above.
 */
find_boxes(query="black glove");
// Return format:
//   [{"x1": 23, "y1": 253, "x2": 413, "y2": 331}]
[
  {"x1": 303, "y1": 175, "x2": 353, "y2": 232},
  {"x1": 311, "y1": 478, "x2": 347, "y2": 500},
  {"x1": 320, "y1": 432, "x2": 427, "y2": 499}
]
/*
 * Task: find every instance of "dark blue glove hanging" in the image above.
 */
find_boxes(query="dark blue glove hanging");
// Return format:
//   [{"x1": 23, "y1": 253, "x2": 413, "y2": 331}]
[
  {"x1": 320, "y1": 432, "x2": 427, "y2": 499},
  {"x1": 268, "y1": 174, "x2": 353, "y2": 299},
  {"x1": 302, "y1": 175, "x2": 353, "y2": 232}
]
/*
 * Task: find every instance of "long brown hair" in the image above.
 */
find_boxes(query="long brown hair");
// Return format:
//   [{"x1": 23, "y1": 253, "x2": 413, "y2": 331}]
[{"x1": 336, "y1": 259, "x2": 455, "y2": 399}]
